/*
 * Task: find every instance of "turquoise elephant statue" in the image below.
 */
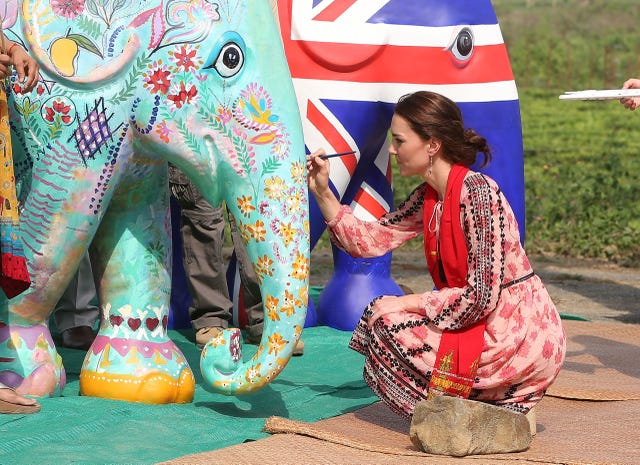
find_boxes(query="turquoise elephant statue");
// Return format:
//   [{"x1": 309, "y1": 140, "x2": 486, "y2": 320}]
[{"x1": 0, "y1": 0, "x2": 308, "y2": 403}]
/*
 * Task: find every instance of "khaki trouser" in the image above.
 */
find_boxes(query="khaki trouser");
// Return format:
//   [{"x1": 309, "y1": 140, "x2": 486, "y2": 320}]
[
  {"x1": 168, "y1": 166, "x2": 263, "y2": 339},
  {"x1": 53, "y1": 252, "x2": 100, "y2": 333}
]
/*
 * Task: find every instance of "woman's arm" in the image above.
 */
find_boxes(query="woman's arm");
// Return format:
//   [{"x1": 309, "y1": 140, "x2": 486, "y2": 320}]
[
  {"x1": 325, "y1": 184, "x2": 426, "y2": 258},
  {"x1": 306, "y1": 148, "x2": 343, "y2": 222}
]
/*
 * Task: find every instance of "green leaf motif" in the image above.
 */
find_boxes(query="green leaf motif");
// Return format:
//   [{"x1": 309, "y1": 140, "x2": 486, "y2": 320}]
[
  {"x1": 75, "y1": 16, "x2": 104, "y2": 41},
  {"x1": 176, "y1": 119, "x2": 204, "y2": 155},
  {"x1": 197, "y1": 106, "x2": 222, "y2": 131},
  {"x1": 47, "y1": 119, "x2": 63, "y2": 140},
  {"x1": 86, "y1": 0, "x2": 100, "y2": 17},
  {"x1": 13, "y1": 98, "x2": 38, "y2": 119},
  {"x1": 28, "y1": 100, "x2": 40, "y2": 116},
  {"x1": 261, "y1": 156, "x2": 282, "y2": 176},
  {"x1": 112, "y1": 55, "x2": 151, "y2": 104},
  {"x1": 67, "y1": 34, "x2": 103, "y2": 59},
  {"x1": 26, "y1": 115, "x2": 42, "y2": 140}
]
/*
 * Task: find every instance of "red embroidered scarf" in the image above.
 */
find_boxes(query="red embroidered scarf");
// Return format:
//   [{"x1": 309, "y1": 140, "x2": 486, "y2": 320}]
[{"x1": 423, "y1": 164, "x2": 485, "y2": 399}]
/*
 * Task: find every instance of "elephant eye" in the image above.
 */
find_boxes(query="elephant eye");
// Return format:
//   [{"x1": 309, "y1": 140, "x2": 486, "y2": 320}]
[
  {"x1": 204, "y1": 32, "x2": 246, "y2": 78},
  {"x1": 449, "y1": 27, "x2": 474, "y2": 62},
  {"x1": 213, "y1": 43, "x2": 244, "y2": 78}
]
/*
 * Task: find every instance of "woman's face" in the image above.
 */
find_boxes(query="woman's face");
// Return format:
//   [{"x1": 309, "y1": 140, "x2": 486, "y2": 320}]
[{"x1": 389, "y1": 114, "x2": 430, "y2": 178}]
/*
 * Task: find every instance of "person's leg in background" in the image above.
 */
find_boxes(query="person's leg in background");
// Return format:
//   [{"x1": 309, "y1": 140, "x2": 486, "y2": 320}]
[
  {"x1": 169, "y1": 165, "x2": 233, "y2": 349},
  {"x1": 54, "y1": 252, "x2": 100, "y2": 350},
  {"x1": 229, "y1": 220, "x2": 263, "y2": 344}
]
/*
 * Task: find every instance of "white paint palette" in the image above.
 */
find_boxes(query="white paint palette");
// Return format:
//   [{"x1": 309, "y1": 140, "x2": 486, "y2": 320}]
[{"x1": 559, "y1": 89, "x2": 640, "y2": 101}]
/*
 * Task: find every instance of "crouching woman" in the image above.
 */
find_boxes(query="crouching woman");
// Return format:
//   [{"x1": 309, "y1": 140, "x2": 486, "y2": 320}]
[{"x1": 306, "y1": 91, "x2": 566, "y2": 419}]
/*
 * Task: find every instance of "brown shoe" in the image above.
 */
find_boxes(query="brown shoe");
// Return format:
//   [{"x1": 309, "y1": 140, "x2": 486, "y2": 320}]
[
  {"x1": 292, "y1": 339, "x2": 304, "y2": 356},
  {"x1": 195, "y1": 327, "x2": 224, "y2": 349},
  {"x1": 60, "y1": 326, "x2": 95, "y2": 351}
]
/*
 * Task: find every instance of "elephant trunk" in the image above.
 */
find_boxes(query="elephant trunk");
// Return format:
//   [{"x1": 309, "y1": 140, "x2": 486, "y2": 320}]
[
  {"x1": 200, "y1": 235, "x2": 309, "y2": 394},
  {"x1": 199, "y1": 174, "x2": 309, "y2": 394},
  {"x1": 193, "y1": 0, "x2": 309, "y2": 393}
]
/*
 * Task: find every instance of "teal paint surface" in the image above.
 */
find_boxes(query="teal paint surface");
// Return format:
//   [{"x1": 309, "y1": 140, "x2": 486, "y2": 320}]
[
  {"x1": 0, "y1": 0, "x2": 308, "y2": 401},
  {"x1": 0, "y1": 327, "x2": 377, "y2": 465}
]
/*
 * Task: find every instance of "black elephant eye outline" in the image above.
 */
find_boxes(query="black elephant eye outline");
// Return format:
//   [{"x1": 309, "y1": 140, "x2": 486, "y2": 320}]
[
  {"x1": 203, "y1": 32, "x2": 246, "y2": 78},
  {"x1": 211, "y1": 42, "x2": 245, "y2": 78},
  {"x1": 449, "y1": 27, "x2": 474, "y2": 62}
]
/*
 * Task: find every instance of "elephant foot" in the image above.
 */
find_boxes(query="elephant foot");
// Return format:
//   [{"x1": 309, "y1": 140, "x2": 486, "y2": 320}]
[
  {"x1": 0, "y1": 323, "x2": 66, "y2": 397},
  {"x1": 79, "y1": 335, "x2": 195, "y2": 403}
]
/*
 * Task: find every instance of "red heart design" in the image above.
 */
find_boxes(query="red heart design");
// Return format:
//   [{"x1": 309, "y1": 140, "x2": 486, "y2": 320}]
[
  {"x1": 146, "y1": 318, "x2": 159, "y2": 331},
  {"x1": 127, "y1": 318, "x2": 141, "y2": 331},
  {"x1": 109, "y1": 315, "x2": 123, "y2": 327},
  {"x1": 162, "y1": 315, "x2": 168, "y2": 329}
]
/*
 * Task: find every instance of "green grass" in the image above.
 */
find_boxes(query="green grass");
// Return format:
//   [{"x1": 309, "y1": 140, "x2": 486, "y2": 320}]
[
  {"x1": 389, "y1": 1, "x2": 640, "y2": 266},
  {"x1": 311, "y1": 1, "x2": 640, "y2": 266},
  {"x1": 494, "y1": 0, "x2": 640, "y2": 91},
  {"x1": 498, "y1": 1, "x2": 640, "y2": 266},
  {"x1": 519, "y1": 88, "x2": 640, "y2": 265}
]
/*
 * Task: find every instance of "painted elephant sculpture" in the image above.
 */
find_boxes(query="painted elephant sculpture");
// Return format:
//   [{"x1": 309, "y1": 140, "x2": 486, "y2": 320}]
[
  {"x1": 0, "y1": 0, "x2": 308, "y2": 403},
  {"x1": 273, "y1": 0, "x2": 525, "y2": 330}
]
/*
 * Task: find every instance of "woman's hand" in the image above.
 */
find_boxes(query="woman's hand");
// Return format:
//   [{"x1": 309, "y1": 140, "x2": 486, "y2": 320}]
[
  {"x1": 306, "y1": 148, "x2": 342, "y2": 221},
  {"x1": 9, "y1": 44, "x2": 39, "y2": 93},
  {"x1": 0, "y1": 41, "x2": 40, "y2": 93},
  {"x1": 620, "y1": 78, "x2": 640, "y2": 111},
  {"x1": 368, "y1": 294, "x2": 424, "y2": 327},
  {"x1": 306, "y1": 148, "x2": 331, "y2": 197}
]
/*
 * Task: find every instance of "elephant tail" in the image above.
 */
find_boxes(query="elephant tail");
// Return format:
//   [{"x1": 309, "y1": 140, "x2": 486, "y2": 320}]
[{"x1": 200, "y1": 324, "x2": 304, "y2": 395}]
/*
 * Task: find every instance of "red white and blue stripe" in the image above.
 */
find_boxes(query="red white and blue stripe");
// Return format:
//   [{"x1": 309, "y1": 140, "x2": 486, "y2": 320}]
[
  {"x1": 221, "y1": 0, "x2": 525, "y2": 330},
  {"x1": 278, "y1": 0, "x2": 524, "y2": 246}
]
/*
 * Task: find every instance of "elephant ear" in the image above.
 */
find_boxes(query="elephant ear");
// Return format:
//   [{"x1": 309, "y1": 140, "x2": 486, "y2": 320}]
[{"x1": 128, "y1": 5, "x2": 165, "y2": 49}]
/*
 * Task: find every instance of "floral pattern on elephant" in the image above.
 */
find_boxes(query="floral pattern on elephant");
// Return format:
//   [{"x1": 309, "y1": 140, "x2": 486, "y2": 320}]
[{"x1": 0, "y1": 0, "x2": 308, "y2": 403}]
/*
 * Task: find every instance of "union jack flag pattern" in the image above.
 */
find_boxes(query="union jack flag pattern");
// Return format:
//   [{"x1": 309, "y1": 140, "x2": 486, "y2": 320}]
[
  {"x1": 274, "y1": 0, "x2": 525, "y2": 330},
  {"x1": 205, "y1": 0, "x2": 524, "y2": 331}
]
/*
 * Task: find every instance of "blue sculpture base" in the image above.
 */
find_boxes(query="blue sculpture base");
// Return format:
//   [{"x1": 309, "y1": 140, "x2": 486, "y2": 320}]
[{"x1": 317, "y1": 247, "x2": 403, "y2": 331}]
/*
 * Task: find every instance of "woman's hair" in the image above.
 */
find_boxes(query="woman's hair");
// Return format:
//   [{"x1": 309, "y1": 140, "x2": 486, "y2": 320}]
[{"x1": 393, "y1": 91, "x2": 492, "y2": 167}]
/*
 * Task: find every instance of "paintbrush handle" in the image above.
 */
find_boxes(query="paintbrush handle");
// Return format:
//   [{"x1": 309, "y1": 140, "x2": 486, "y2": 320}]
[{"x1": 318, "y1": 150, "x2": 356, "y2": 160}]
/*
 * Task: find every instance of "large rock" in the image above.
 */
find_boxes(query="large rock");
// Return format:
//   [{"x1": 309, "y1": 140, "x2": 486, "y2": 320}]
[{"x1": 409, "y1": 395, "x2": 532, "y2": 456}]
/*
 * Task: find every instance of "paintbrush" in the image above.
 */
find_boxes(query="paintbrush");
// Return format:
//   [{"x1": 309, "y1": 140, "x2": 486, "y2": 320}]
[{"x1": 318, "y1": 150, "x2": 357, "y2": 160}]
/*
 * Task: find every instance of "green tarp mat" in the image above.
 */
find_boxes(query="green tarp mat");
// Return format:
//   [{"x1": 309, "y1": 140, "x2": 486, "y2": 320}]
[{"x1": 0, "y1": 326, "x2": 377, "y2": 465}]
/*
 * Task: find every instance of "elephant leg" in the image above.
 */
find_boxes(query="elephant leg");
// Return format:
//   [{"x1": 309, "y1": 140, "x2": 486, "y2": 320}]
[
  {"x1": 0, "y1": 308, "x2": 65, "y2": 398},
  {"x1": 79, "y1": 168, "x2": 194, "y2": 404},
  {"x1": 0, "y1": 251, "x2": 96, "y2": 398}
]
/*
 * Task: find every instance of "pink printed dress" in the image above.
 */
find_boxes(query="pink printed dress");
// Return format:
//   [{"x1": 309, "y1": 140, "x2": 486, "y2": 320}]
[{"x1": 327, "y1": 171, "x2": 566, "y2": 419}]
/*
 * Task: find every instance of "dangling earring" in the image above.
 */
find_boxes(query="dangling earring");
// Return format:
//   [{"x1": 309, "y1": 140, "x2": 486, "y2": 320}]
[{"x1": 428, "y1": 155, "x2": 433, "y2": 176}]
